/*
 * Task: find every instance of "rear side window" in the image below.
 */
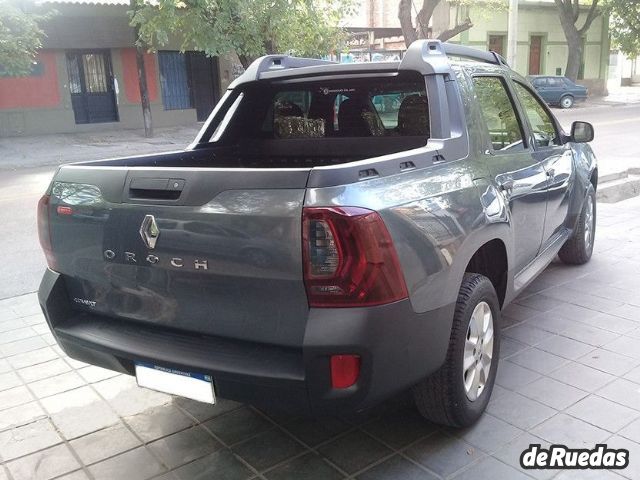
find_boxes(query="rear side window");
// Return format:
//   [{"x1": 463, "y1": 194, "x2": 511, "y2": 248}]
[
  {"x1": 472, "y1": 76, "x2": 525, "y2": 152},
  {"x1": 218, "y1": 71, "x2": 429, "y2": 141}
]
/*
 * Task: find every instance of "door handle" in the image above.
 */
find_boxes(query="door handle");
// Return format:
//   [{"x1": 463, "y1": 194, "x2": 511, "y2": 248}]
[
  {"x1": 546, "y1": 168, "x2": 555, "y2": 177},
  {"x1": 499, "y1": 179, "x2": 514, "y2": 192}
]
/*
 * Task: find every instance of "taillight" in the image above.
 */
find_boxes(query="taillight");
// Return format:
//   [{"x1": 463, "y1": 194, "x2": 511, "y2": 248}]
[
  {"x1": 331, "y1": 354, "x2": 361, "y2": 389},
  {"x1": 302, "y1": 207, "x2": 408, "y2": 307},
  {"x1": 37, "y1": 194, "x2": 57, "y2": 270}
]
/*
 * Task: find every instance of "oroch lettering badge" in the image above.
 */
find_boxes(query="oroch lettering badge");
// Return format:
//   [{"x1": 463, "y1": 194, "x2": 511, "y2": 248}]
[{"x1": 139, "y1": 214, "x2": 160, "y2": 249}]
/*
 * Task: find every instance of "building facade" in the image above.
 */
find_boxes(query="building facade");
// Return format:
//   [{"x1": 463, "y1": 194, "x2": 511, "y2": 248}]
[{"x1": 0, "y1": 1, "x2": 236, "y2": 137}]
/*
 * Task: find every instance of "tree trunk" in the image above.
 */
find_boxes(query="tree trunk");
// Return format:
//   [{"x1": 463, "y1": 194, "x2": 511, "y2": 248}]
[
  {"x1": 564, "y1": 35, "x2": 583, "y2": 81},
  {"x1": 130, "y1": 0, "x2": 152, "y2": 137},
  {"x1": 398, "y1": 0, "x2": 417, "y2": 48},
  {"x1": 135, "y1": 45, "x2": 153, "y2": 138},
  {"x1": 554, "y1": 0, "x2": 600, "y2": 82}
]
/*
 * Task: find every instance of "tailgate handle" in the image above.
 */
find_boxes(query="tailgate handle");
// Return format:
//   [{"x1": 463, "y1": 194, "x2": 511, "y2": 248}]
[{"x1": 129, "y1": 178, "x2": 185, "y2": 200}]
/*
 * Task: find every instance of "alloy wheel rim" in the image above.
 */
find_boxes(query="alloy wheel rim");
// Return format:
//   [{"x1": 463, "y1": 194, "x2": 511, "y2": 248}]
[
  {"x1": 584, "y1": 195, "x2": 594, "y2": 250},
  {"x1": 463, "y1": 301, "x2": 494, "y2": 402}
]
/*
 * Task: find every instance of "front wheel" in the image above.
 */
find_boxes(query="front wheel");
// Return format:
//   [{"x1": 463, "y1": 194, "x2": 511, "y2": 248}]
[
  {"x1": 413, "y1": 273, "x2": 501, "y2": 428},
  {"x1": 560, "y1": 95, "x2": 574, "y2": 109},
  {"x1": 558, "y1": 185, "x2": 596, "y2": 265}
]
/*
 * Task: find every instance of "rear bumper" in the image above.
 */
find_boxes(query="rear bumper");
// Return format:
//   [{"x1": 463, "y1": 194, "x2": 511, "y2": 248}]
[{"x1": 39, "y1": 269, "x2": 453, "y2": 415}]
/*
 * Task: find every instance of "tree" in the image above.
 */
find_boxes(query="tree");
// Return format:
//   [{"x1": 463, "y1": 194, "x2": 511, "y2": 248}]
[
  {"x1": 130, "y1": 0, "x2": 355, "y2": 69},
  {"x1": 554, "y1": 0, "x2": 601, "y2": 81},
  {"x1": 130, "y1": 0, "x2": 153, "y2": 138},
  {"x1": 398, "y1": 0, "x2": 506, "y2": 47},
  {"x1": 607, "y1": 0, "x2": 640, "y2": 60},
  {"x1": 0, "y1": 0, "x2": 47, "y2": 76}
]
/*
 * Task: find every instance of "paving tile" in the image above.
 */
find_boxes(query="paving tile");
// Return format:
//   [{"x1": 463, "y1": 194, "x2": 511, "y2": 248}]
[
  {"x1": 451, "y1": 456, "x2": 530, "y2": 480},
  {"x1": 559, "y1": 323, "x2": 621, "y2": 347},
  {"x1": 7, "y1": 346, "x2": 58, "y2": 370},
  {"x1": 204, "y1": 407, "x2": 274, "y2": 445},
  {"x1": 605, "y1": 435, "x2": 640, "y2": 480},
  {"x1": 266, "y1": 452, "x2": 345, "y2": 480},
  {"x1": 54, "y1": 471, "x2": 91, "y2": 480},
  {"x1": 517, "y1": 376, "x2": 588, "y2": 410},
  {"x1": 18, "y1": 358, "x2": 71, "y2": 383},
  {"x1": 284, "y1": 416, "x2": 353, "y2": 448},
  {"x1": 493, "y1": 432, "x2": 557, "y2": 480},
  {"x1": 487, "y1": 390, "x2": 556, "y2": 430},
  {"x1": 495, "y1": 360, "x2": 542, "y2": 390},
  {"x1": 361, "y1": 408, "x2": 436, "y2": 449},
  {"x1": 531, "y1": 413, "x2": 610, "y2": 447},
  {"x1": 318, "y1": 430, "x2": 392, "y2": 475},
  {"x1": 508, "y1": 348, "x2": 568, "y2": 374},
  {"x1": 566, "y1": 394, "x2": 640, "y2": 433},
  {"x1": 0, "y1": 418, "x2": 62, "y2": 461},
  {"x1": 172, "y1": 449, "x2": 253, "y2": 480},
  {"x1": 548, "y1": 361, "x2": 616, "y2": 392},
  {"x1": 405, "y1": 431, "x2": 483, "y2": 478},
  {"x1": 70, "y1": 422, "x2": 141, "y2": 465},
  {"x1": 174, "y1": 396, "x2": 243, "y2": 422},
  {"x1": 449, "y1": 413, "x2": 521, "y2": 454},
  {"x1": 604, "y1": 335, "x2": 640, "y2": 360},
  {"x1": 0, "y1": 319, "x2": 24, "y2": 334},
  {"x1": 0, "y1": 336, "x2": 48, "y2": 357},
  {"x1": 0, "y1": 371, "x2": 21, "y2": 392},
  {"x1": 553, "y1": 468, "x2": 626, "y2": 479},
  {"x1": 88, "y1": 446, "x2": 166, "y2": 480},
  {"x1": 498, "y1": 337, "x2": 529, "y2": 359},
  {"x1": 524, "y1": 314, "x2": 581, "y2": 335},
  {"x1": 0, "y1": 400, "x2": 46, "y2": 431},
  {"x1": 502, "y1": 324, "x2": 554, "y2": 346},
  {"x1": 356, "y1": 455, "x2": 437, "y2": 480},
  {"x1": 0, "y1": 327, "x2": 38, "y2": 345},
  {"x1": 551, "y1": 302, "x2": 602, "y2": 322},
  {"x1": 41, "y1": 386, "x2": 120, "y2": 439},
  {"x1": 93, "y1": 375, "x2": 172, "y2": 417},
  {"x1": 0, "y1": 385, "x2": 33, "y2": 411},
  {"x1": 579, "y1": 312, "x2": 639, "y2": 334},
  {"x1": 76, "y1": 365, "x2": 120, "y2": 383},
  {"x1": 619, "y1": 417, "x2": 640, "y2": 444},
  {"x1": 577, "y1": 348, "x2": 640, "y2": 376},
  {"x1": 609, "y1": 304, "x2": 640, "y2": 322},
  {"x1": 535, "y1": 334, "x2": 594, "y2": 360},
  {"x1": 502, "y1": 303, "x2": 541, "y2": 322},
  {"x1": 0, "y1": 358, "x2": 10, "y2": 374},
  {"x1": 148, "y1": 426, "x2": 221, "y2": 469},
  {"x1": 515, "y1": 294, "x2": 564, "y2": 312},
  {"x1": 233, "y1": 428, "x2": 304, "y2": 471},
  {"x1": 29, "y1": 370, "x2": 85, "y2": 399},
  {"x1": 6, "y1": 444, "x2": 80, "y2": 480},
  {"x1": 124, "y1": 403, "x2": 195, "y2": 443},
  {"x1": 625, "y1": 365, "x2": 640, "y2": 384},
  {"x1": 597, "y1": 377, "x2": 640, "y2": 411}
]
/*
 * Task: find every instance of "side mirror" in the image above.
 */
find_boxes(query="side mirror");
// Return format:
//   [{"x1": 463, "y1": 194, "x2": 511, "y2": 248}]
[{"x1": 571, "y1": 121, "x2": 594, "y2": 143}]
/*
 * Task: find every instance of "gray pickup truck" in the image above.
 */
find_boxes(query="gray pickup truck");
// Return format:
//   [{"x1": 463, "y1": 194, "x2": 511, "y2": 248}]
[{"x1": 37, "y1": 40, "x2": 597, "y2": 427}]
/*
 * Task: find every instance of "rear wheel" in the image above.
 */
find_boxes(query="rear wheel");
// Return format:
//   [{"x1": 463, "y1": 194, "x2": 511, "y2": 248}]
[
  {"x1": 560, "y1": 95, "x2": 574, "y2": 109},
  {"x1": 559, "y1": 185, "x2": 596, "y2": 265},
  {"x1": 413, "y1": 273, "x2": 501, "y2": 427}
]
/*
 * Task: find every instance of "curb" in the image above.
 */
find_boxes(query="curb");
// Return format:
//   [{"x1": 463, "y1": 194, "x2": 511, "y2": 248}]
[{"x1": 597, "y1": 168, "x2": 640, "y2": 203}]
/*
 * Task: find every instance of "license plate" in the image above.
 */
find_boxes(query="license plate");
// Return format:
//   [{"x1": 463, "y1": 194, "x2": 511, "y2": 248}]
[{"x1": 135, "y1": 363, "x2": 216, "y2": 404}]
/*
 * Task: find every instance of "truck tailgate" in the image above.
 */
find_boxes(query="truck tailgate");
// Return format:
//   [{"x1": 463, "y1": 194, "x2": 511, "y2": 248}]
[{"x1": 48, "y1": 165, "x2": 312, "y2": 348}]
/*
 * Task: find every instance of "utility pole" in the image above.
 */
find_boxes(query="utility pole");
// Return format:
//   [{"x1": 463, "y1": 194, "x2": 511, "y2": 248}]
[{"x1": 506, "y1": 0, "x2": 518, "y2": 69}]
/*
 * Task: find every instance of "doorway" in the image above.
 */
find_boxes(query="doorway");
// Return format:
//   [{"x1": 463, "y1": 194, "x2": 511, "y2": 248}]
[
  {"x1": 66, "y1": 50, "x2": 118, "y2": 124},
  {"x1": 529, "y1": 36, "x2": 543, "y2": 75},
  {"x1": 187, "y1": 52, "x2": 220, "y2": 122}
]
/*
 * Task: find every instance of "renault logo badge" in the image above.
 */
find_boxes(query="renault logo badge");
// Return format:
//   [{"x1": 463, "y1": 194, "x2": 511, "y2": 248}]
[{"x1": 140, "y1": 215, "x2": 160, "y2": 250}]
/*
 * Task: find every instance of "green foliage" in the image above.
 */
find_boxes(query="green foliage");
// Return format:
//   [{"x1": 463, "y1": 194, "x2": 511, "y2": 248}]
[
  {"x1": 607, "y1": 0, "x2": 640, "y2": 59},
  {"x1": 0, "y1": 0, "x2": 49, "y2": 76},
  {"x1": 130, "y1": 0, "x2": 356, "y2": 67}
]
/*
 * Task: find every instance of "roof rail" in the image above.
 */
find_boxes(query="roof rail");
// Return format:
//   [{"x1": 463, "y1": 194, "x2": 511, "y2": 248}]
[
  {"x1": 399, "y1": 39, "x2": 508, "y2": 75},
  {"x1": 230, "y1": 55, "x2": 337, "y2": 88}
]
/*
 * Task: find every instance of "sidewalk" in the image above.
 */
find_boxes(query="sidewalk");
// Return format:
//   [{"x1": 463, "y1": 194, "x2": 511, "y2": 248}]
[
  {"x1": 1, "y1": 196, "x2": 640, "y2": 480},
  {"x1": 0, "y1": 125, "x2": 201, "y2": 170}
]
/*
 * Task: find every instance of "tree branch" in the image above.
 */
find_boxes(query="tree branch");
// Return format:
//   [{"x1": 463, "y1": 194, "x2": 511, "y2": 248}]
[
  {"x1": 579, "y1": 0, "x2": 600, "y2": 34},
  {"x1": 415, "y1": 0, "x2": 440, "y2": 38},
  {"x1": 438, "y1": 19, "x2": 473, "y2": 42},
  {"x1": 572, "y1": 0, "x2": 580, "y2": 23},
  {"x1": 398, "y1": 0, "x2": 417, "y2": 47}
]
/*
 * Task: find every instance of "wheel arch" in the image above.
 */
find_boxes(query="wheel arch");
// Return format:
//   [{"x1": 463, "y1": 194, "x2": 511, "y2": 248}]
[{"x1": 463, "y1": 238, "x2": 509, "y2": 308}]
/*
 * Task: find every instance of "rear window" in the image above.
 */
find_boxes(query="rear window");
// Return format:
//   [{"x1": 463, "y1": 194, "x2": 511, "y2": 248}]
[{"x1": 210, "y1": 71, "x2": 429, "y2": 142}]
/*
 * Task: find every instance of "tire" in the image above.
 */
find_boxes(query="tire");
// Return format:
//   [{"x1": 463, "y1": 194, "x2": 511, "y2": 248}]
[
  {"x1": 558, "y1": 185, "x2": 596, "y2": 265},
  {"x1": 413, "y1": 273, "x2": 501, "y2": 428},
  {"x1": 560, "y1": 95, "x2": 574, "y2": 109}
]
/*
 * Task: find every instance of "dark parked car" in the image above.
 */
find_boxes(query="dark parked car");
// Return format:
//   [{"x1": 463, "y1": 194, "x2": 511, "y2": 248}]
[
  {"x1": 38, "y1": 41, "x2": 597, "y2": 428},
  {"x1": 528, "y1": 75, "x2": 588, "y2": 108}
]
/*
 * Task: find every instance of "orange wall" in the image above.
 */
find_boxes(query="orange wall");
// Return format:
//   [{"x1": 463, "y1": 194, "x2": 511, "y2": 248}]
[
  {"x1": 121, "y1": 49, "x2": 158, "y2": 104},
  {"x1": 0, "y1": 51, "x2": 61, "y2": 110}
]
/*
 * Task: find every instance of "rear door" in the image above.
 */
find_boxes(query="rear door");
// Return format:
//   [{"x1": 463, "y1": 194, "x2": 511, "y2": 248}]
[
  {"x1": 472, "y1": 75, "x2": 548, "y2": 273},
  {"x1": 512, "y1": 80, "x2": 574, "y2": 245},
  {"x1": 49, "y1": 163, "x2": 312, "y2": 348}
]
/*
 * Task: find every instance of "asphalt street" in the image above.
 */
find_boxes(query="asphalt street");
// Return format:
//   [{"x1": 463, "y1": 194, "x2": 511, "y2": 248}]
[{"x1": 0, "y1": 102, "x2": 639, "y2": 300}]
